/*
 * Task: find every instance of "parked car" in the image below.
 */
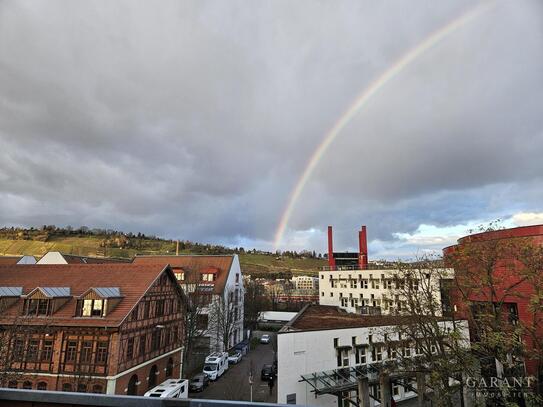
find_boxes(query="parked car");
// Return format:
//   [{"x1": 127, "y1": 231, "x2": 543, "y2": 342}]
[
  {"x1": 189, "y1": 374, "x2": 209, "y2": 392},
  {"x1": 228, "y1": 351, "x2": 243, "y2": 364},
  {"x1": 261, "y1": 364, "x2": 275, "y2": 381},
  {"x1": 260, "y1": 334, "x2": 271, "y2": 344}
]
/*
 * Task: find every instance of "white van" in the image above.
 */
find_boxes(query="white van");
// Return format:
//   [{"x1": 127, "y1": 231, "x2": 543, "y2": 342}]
[
  {"x1": 144, "y1": 379, "x2": 189, "y2": 398},
  {"x1": 203, "y1": 352, "x2": 229, "y2": 380}
]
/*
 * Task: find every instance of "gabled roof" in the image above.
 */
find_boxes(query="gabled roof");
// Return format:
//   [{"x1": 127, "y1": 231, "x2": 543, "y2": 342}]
[
  {"x1": 80, "y1": 287, "x2": 122, "y2": 298},
  {"x1": 0, "y1": 264, "x2": 169, "y2": 327},
  {"x1": 133, "y1": 255, "x2": 235, "y2": 294},
  {"x1": 27, "y1": 287, "x2": 71, "y2": 298}
]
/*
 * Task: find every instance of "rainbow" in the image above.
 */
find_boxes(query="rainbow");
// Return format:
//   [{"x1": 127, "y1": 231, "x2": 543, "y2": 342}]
[{"x1": 273, "y1": 1, "x2": 494, "y2": 251}]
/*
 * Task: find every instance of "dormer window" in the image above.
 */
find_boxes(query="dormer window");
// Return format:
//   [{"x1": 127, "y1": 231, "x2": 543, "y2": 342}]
[
  {"x1": 76, "y1": 287, "x2": 121, "y2": 318},
  {"x1": 202, "y1": 273, "x2": 216, "y2": 281},
  {"x1": 23, "y1": 287, "x2": 71, "y2": 316}
]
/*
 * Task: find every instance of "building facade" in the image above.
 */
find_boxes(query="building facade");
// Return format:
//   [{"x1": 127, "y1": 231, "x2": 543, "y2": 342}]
[
  {"x1": 0, "y1": 263, "x2": 186, "y2": 396},
  {"x1": 277, "y1": 305, "x2": 469, "y2": 407},
  {"x1": 444, "y1": 224, "x2": 543, "y2": 380},
  {"x1": 133, "y1": 255, "x2": 244, "y2": 353},
  {"x1": 291, "y1": 276, "x2": 319, "y2": 291}
]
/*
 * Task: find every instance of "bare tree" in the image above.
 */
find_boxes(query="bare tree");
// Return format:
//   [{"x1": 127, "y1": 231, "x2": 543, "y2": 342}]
[
  {"x1": 209, "y1": 287, "x2": 238, "y2": 352},
  {"x1": 244, "y1": 281, "x2": 269, "y2": 330},
  {"x1": 179, "y1": 275, "x2": 211, "y2": 376},
  {"x1": 387, "y1": 256, "x2": 475, "y2": 407}
]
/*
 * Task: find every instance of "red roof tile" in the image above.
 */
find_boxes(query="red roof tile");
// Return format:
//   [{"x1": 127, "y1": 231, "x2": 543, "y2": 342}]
[
  {"x1": 133, "y1": 255, "x2": 234, "y2": 294},
  {"x1": 0, "y1": 264, "x2": 168, "y2": 327}
]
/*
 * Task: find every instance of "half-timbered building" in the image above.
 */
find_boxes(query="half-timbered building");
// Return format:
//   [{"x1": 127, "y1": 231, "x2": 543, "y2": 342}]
[{"x1": 0, "y1": 263, "x2": 186, "y2": 396}]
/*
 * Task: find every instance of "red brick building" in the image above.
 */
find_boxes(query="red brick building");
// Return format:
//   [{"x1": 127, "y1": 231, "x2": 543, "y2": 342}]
[
  {"x1": 443, "y1": 225, "x2": 543, "y2": 381},
  {"x1": 0, "y1": 263, "x2": 186, "y2": 396}
]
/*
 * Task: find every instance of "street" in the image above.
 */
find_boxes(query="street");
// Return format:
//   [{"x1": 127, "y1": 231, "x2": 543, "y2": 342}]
[{"x1": 190, "y1": 332, "x2": 277, "y2": 403}]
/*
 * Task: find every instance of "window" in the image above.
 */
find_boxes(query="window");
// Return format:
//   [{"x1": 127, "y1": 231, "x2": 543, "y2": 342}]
[
  {"x1": 355, "y1": 347, "x2": 367, "y2": 364},
  {"x1": 24, "y1": 299, "x2": 50, "y2": 316},
  {"x1": 371, "y1": 280, "x2": 380, "y2": 289},
  {"x1": 235, "y1": 273, "x2": 239, "y2": 283},
  {"x1": 372, "y1": 346, "x2": 382, "y2": 361},
  {"x1": 37, "y1": 382, "x2": 47, "y2": 390},
  {"x1": 350, "y1": 280, "x2": 357, "y2": 289},
  {"x1": 127, "y1": 375, "x2": 138, "y2": 396},
  {"x1": 321, "y1": 292, "x2": 324, "y2": 296},
  {"x1": 174, "y1": 272, "x2": 184, "y2": 281},
  {"x1": 392, "y1": 383, "x2": 400, "y2": 396},
  {"x1": 92, "y1": 384, "x2": 103, "y2": 393},
  {"x1": 8, "y1": 381, "x2": 17, "y2": 389},
  {"x1": 28, "y1": 339, "x2": 39, "y2": 361},
  {"x1": 156, "y1": 299, "x2": 165, "y2": 316},
  {"x1": 66, "y1": 341, "x2": 77, "y2": 362},
  {"x1": 361, "y1": 279, "x2": 368, "y2": 289},
  {"x1": 126, "y1": 337, "x2": 134, "y2": 360},
  {"x1": 41, "y1": 340, "x2": 53, "y2": 361},
  {"x1": 79, "y1": 299, "x2": 106, "y2": 317},
  {"x1": 337, "y1": 349, "x2": 350, "y2": 367},
  {"x1": 148, "y1": 365, "x2": 158, "y2": 389},
  {"x1": 139, "y1": 335, "x2": 146, "y2": 356},
  {"x1": 403, "y1": 347, "x2": 411, "y2": 357},
  {"x1": 202, "y1": 273, "x2": 216, "y2": 281},
  {"x1": 330, "y1": 292, "x2": 333, "y2": 297},
  {"x1": 166, "y1": 357, "x2": 174, "y2": 378},
  {"x1": 151, "y1": 330, "x2": 161, "y2": 351},
  {"x1": 81, "y1": 341, "x2": 93, "y2": 363},
  {"x1": 97, "y1": 342, "x2": 108, "y2": 364},
  {"x1": 144, "y1": 301, "x2": 150, "y2": 319},
  {"x1": 23, "y1": 381, "x2": 32, "y2": 390},
  {"x1": 131, "y1": 306, "x2": 139, "y2": 321},
  {"x1": 77, "y1": 383, "x2": 87, "y2": 393},
  {"x1": 62, "y1": 383, "x2": 73, "y2": 392}
]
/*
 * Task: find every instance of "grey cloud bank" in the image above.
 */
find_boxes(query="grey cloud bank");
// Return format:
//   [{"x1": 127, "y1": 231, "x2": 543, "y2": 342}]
[{"x1": 1, "y1": 0, "x2": 542, "y2": 257}]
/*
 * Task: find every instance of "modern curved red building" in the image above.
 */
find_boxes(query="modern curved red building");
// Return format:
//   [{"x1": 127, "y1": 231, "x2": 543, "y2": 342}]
[{"x1": 444, "y1": 224, "x2": 543, "y2": 381}]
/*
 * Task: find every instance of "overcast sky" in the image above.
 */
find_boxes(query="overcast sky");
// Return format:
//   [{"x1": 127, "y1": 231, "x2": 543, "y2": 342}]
[{"x1": 1, "y1": 1, "x2": 543, "y2": 259}]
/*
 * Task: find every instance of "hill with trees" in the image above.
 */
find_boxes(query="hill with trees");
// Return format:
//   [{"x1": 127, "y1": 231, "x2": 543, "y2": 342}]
[{"x1": 0, "y1": 225, "x2": 325, "y2": 277}]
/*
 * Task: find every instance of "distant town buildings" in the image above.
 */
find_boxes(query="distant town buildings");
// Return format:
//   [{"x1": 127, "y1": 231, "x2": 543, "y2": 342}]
[
  {"x1": 0, "y1": 263, "x2": 186, "y2": 396},
  {"x1": 291, "y1": 275, "x2": 319, "y2": 291}
]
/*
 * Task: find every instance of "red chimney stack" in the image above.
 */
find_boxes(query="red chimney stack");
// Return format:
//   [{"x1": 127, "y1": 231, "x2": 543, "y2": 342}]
[
  {"x1": 358, "y1": 225, "x2": 368, "y2": 270},
  {"x1": 327, "y1": 226, "x2": 336, "y2": 269}
]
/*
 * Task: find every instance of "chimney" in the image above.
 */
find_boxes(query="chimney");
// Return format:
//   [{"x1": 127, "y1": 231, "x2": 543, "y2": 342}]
[
  {"x1": 359, "y1": 226, "x2": 368, "y2": 270},
  {"x1": 327, "y1": 226, "x2": 336, "y2": 270},
  {"x1": 176, "y1": 240, "x2": 179, "y2": 256}
]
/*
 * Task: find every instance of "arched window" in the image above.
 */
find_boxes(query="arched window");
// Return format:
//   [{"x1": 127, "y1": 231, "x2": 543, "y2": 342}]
[
  {"x1": 22, "y1": 381, "x2": 32, "y2": 390},
  {"x1": 8, "y1": 381, "x2": 17, "y2": 389},
  {"x1": 62, "y1": 383, "x2": 73, "y2": 392},
  {"x1": 127, "y1": 374, "x2": 138, "y2": 396},
  {"x1": 37, "y1": 382, "x2": 47, "y2": 390},
  {"x1": 165, "y1": 357, "x2": 174, "y2": 378},
  {"x1": 77, "y1": 383, "x2": 87, "y2": 393},
  {"x1": 148, "y1": 364, "x2": 158, "y2": 389},
  {"x1": 92, "y1": 384, "x2": 104, "y2": 394}
]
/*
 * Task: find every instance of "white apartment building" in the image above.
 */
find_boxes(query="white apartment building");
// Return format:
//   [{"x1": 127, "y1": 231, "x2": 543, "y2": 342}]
[
  {"x1": 291, "y1": 275, "x2": 319, "y2": 291},
  {"x1": 277, "y1": 305, "x2": 469, "y2": 407},
  {"x1": 319, "y1": 268, "x2": 453, "y2": 315}
]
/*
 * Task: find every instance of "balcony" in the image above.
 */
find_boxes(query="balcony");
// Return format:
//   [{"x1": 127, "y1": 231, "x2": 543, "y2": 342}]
[{"x1": 0, "y1": 389, "x2": 283, "y2": 407}]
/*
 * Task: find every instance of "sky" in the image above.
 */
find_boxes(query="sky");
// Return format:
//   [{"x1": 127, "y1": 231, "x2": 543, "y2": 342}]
[{"x1": 1, "y1": 1, "x2": 543, "y2": 259}]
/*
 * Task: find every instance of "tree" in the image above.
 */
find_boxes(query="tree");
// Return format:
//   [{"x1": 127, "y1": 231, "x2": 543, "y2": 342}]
[
  {"x1": 244, "y1": 281, "x2": 269, "y2": 330},
  {"x1": 209, "y1": 287, "x2": 239, "y2": 352},
  {"x1": 387, "y1": 256, "x2": 475, "y2": 407},
  {"x1": 179, "y1": 275, "x2": 211, "y2": 377},
  {"x1": 446, "y1": 224, "x2": 543, "y2": 405}
]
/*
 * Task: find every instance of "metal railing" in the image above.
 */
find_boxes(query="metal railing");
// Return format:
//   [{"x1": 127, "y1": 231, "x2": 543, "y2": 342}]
[{"x1": 0, "y1": 389, "x2": 285, "y2": 407}]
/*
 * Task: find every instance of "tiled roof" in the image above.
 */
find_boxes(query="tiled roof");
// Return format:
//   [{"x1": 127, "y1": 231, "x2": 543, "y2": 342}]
[
  {"x1": 0, "y1": 257, "x2": 22, "y2": 265},
  {"x1": 281, "y1": 305, "x2": 441, "y2": 332},
  {"x1": 0, "y1": 264, "x2": 168, "y2": 327},
  {"x1": 133, "y1": 255, "x2": 235, "y2": 294}
]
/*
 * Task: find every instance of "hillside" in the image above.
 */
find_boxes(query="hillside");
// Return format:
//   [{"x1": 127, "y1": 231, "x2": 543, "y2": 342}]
[{"x1": 0, "y1": 227, "x2": 325, "y2": 277}]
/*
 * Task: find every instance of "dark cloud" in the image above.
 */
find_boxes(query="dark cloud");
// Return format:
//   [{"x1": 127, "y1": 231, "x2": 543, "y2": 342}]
[{"x1": 1, "y1": 0, "x2": 542, "y2": 256}]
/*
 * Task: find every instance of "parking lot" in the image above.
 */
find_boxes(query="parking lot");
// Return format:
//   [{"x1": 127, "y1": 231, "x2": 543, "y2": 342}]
[{"x1": 189, "y1": 331, "x2": 277, "y2": 403}]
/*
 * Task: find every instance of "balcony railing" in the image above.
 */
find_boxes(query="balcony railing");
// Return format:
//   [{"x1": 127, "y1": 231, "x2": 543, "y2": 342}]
[{"x1": 0, "y1": 389, "x2": 284, "y2": 407}]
